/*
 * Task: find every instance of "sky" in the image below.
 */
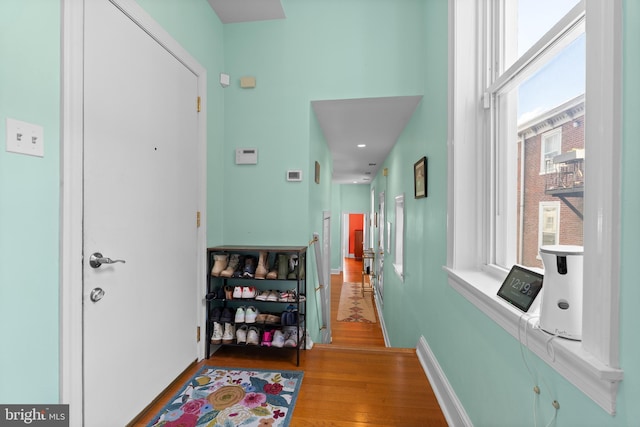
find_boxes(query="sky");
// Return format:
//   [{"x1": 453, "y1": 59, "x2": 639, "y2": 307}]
[{"x1": 516, "y1": 0, "x2": 585, "y2": 123}]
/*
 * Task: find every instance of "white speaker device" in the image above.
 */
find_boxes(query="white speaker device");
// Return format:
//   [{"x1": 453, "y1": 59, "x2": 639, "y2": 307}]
[{"x1": 538, "y1": 245, "x2": 584, "y2": 340}]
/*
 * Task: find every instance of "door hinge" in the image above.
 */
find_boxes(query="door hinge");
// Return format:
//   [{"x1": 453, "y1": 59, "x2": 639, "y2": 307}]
[
  {"x1": 197, "y1": 211, "x2": 201, "y2": 228},
  {"x1": 197, "y1": 96, "x2": 201, "y2": 112},
  {"x1": 197, "y1": 326, "x2": 201, "y2": 342}
]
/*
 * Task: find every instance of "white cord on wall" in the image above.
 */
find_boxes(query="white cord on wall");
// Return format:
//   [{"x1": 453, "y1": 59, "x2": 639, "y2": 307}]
[{"x1": 518, "y1": 313, "x2": 560, "y2": 427}]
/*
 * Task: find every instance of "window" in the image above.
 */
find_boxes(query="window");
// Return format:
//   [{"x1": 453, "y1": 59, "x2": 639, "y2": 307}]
[
  {"x1": 539, "y1": 201, "x2": 560, "y2": 247},
  {"x1": 393, "y1": 194, "x2": 404, "y2": 280},
  {"x1": 540, "y1": 129, "x2": 562, "y2": 174},
  {"x1": 447, "y1": 0, "x2": 622, "y2": 414}
]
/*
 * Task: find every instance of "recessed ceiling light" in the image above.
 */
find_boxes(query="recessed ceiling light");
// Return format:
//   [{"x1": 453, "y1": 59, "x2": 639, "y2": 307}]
[
  {"x1": 357, "y1": 144, "x2": 366, "y2": 148},
  {"x1": 368, "y1": 163, "x2": 376, "y2": 166}
]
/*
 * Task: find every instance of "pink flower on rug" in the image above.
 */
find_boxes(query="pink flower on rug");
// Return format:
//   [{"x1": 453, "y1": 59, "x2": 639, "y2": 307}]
[
  {"x1": 181, "y1": 398, "x2": 206, "y2": 414},
  {"x1": 273, "y1": 409, "x2": 285, "y2": 419},
  {"x1": 163, "y1": 412, "x2": 198, "y2": 427},
  {"x1": 263, "y1": 383, "x2": 283, "y2": 395},
  {"x1": 242, "y1": 392, "x2": 267, "y2": 408}
]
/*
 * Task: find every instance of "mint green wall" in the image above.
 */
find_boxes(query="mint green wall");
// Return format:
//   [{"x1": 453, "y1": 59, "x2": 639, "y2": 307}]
[
  {"x1": 330, "y1": 183, "x2": 343, "y2": 271},
  {"x1": 0, "y1": 0, "x2": 60, "y2": 403},
  {"x1": 135, "y1": 0, "x2": 226, "y2": 248},
  {"x1": 369, "y1": 0, "x2": 640, "y2": 426},
  {"x1": 339, "y1": 184, "x2": 370, "y2": 213}
]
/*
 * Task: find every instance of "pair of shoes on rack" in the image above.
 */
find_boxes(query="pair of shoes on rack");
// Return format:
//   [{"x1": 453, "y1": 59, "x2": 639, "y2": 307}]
[
  {"x1": 211, "y1": 254, "x2": 228, "y2": 277},
  {"x1": 281, "y1": 305, "x2": 298, "y2": 326},
  {"x1": 232, "y1": 286, "x2": 257, "y2": 299},
  {"x1": 236, "y1": 325, "x2": 260, "y2": 345},
  {"x1": 268, "y1": 327, "x2": 299, "y2": 348},
  {"x1": 235, "y1": 306, "x2": 259, "y2": 323},
  {"x1": 206, "y1": 287, "x2": 226, "y2": 301},
  {"x1": 211, "y1": 307, "x2": 235, "y2": 323},
  {"x1": 255, "y1": 313, "x2": 281, "y2": 324},
  {"x1": 211, "y1": 322, "x2": 235, "y2": 344}
]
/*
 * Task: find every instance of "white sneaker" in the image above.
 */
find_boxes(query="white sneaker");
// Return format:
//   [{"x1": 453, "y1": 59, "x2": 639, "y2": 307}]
[
  {"x1": 284, "y1": 326, "x2": 299, "y2": 347},
  {"x1": 211, "y1": 322, "x2": 223, "y2": 344},
  {"x1": 272, "y1": 330, "x2": 285, "y2": 348},
  {"x1": 255, "y1": 290, "x2": 270, "y2": 301},
  {"x1": 234, "y1": 306, "x2": 246, "y2": 323},
  {"x1": 241, "y1": 286, "x2": 256, "y2": 299},
  {"x1": 245, "y1": 306, "x2": 259, "y2": 323},
  {"x1": 266, "y1": 290, "x2": 279, "y2": 302},
  {"x1": 232, "y1": 286, "x2": 243, "y2": 299},
  {"x1": 222, "y1": 323, "x2": 235, "y2": 344},
  {"x1": 247, "y1": 326, "x2": 260, "y2": 345},
  {"x1": 236, "y1": 325, "x2": 248, "y2": 344}
]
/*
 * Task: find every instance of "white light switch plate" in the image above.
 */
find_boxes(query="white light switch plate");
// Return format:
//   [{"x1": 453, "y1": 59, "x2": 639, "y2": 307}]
[{"x1": 5, "y1": 118, "x2": 44, "y2": 157}]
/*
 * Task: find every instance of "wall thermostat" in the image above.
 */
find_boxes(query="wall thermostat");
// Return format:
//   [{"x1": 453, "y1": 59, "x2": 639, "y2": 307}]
[
  {"x1": 235, "y1": 148, "x2": 258, "y2": 165},
  {"x1": 287, "y1": 170, "x2": 302, "y2": 182}
]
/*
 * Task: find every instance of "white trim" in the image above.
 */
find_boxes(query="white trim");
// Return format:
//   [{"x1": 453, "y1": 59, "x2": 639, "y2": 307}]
[
  {"x1": 59, "y1": 3, "x2": 84, "y2": 425},
  {"x1": 373, "y1": 290, "x2": 390, "y2": 347},
  {"x1": 60, "y1": 1, "x2": 207, "y2": 425},
  {"x1": 582, "y1": 0, "x2": 622, "y2": 369},
  {"x1": 416, "y1": 336, "x2": 473, "y2": 427}
]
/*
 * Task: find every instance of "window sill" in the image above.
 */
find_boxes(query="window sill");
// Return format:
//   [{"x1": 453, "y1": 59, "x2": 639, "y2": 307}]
[{"x1": 444, "y1": 267, "x2": 623, "y2": 415}]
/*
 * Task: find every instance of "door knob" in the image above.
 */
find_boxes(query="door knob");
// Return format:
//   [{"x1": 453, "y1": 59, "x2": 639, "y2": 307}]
[
  {"x1": 90, "y1": 287, "x2": 105, "y2": 302},
  {"x1": 89, "y1": 252, "x2": 126, "y2": 268}
]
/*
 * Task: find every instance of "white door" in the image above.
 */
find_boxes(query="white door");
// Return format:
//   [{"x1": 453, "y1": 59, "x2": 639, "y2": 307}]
[{"x1": 83, "y1": 1, "x2": 200, "y2": 425}]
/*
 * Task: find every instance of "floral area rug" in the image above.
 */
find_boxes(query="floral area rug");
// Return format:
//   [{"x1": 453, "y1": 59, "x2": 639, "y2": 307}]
[
  {"x1": 148, "y1": 366, "x2": 304, "y2": 427},
  {"x1": 336, "y1": 282, "x2": 377, "y2": 323}
]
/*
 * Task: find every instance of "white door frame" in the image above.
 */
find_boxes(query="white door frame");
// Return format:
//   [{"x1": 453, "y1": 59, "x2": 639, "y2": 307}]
[{"x1": 60, "y1": 1, "x2": 207, "y2": 425}]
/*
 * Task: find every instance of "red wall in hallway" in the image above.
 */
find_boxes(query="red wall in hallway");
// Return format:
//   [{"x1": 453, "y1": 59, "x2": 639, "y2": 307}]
[{"x1": 349, "y1": 214, "x2": 364, "y2": 254}]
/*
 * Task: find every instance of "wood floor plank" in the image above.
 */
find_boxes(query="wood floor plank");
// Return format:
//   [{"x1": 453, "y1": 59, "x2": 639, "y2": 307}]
[{"x1": 131, "y1": 258, "x2": 447, "y2": 426}]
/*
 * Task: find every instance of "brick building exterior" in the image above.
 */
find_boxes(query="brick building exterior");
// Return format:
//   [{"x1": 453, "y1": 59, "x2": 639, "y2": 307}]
[{"x1": 517, "y1": 95, "x2": 585, "y2": 268}]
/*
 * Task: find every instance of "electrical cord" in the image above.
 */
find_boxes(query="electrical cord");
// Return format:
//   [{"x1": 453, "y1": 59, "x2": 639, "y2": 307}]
[{"x1": 518, "y1": 313, "x2": 560, "y2": 427}]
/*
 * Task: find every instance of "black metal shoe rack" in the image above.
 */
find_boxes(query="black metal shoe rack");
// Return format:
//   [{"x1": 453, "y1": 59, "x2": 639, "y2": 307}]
[{"x1": 205, "y1": 245, "x2": 307, "y2": 366}]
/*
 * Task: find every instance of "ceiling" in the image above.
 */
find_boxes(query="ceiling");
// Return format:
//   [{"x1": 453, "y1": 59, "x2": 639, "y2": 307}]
[
  {"x1": 312, "y1": 96, "x2": 423, "y2": 184},
  {"x1": 207, "y1": 2, "x2": 423, "y2": 184},
  {"x1": 207, "y1": 0, "x2": 286, "y2": 23}
]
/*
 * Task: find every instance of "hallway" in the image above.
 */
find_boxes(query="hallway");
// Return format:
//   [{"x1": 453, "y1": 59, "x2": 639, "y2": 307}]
[{"x1": 132, "y1": 258, "x2": 447, "y2": 426}]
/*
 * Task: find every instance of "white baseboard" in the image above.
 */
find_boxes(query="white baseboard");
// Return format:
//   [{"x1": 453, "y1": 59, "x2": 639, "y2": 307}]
[
  {"x1": 416, "y1": 336, "x2": 473, "y2": 427},
  {"x1": 373, "y1": 291, "x2": 390, "y2": 347}
]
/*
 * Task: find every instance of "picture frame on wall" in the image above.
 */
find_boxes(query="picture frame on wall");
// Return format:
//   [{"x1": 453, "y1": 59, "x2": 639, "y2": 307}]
[{"x1": 414, "y1": 156, "x2": 427, "y2": 199}]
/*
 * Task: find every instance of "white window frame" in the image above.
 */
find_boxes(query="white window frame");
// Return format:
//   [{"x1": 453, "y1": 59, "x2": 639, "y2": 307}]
[
  {"x1": 540, "y1": 128, "x2": 562, "y2": 174},
  {"x1": 446, "y1": 0, "x2": 623, "y2": 415},
  {"x1": 538, "y1": 201, "x2": 560, "y2": 249},
  {"x1": 393, "y1": 194, "x2": 405, "y2": 281}
]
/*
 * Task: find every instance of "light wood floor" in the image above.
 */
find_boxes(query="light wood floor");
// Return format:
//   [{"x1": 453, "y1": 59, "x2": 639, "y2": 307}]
[{"x1": 131, "y1": 258, "x2": 447, "y2": 426}]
